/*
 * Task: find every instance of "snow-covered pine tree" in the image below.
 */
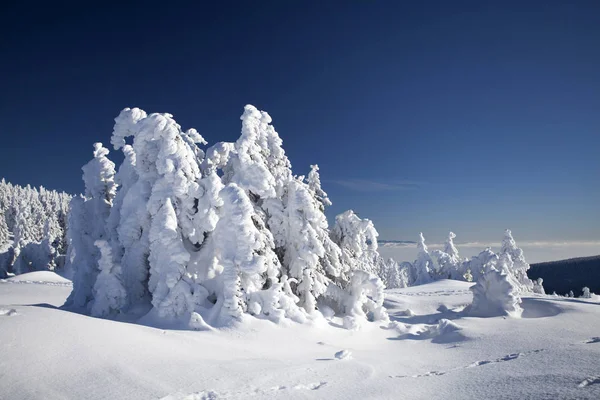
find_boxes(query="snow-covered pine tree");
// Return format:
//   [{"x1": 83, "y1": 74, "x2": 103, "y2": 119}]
[
  {"x1": 460, "y1": 247, "x2": 498, "y2": 283},
  {"x1": 66, "y1": 105, "x2": 391, "y2": 328},
  {"x1": 128, "y1": 111, "x2": 204, "y2": 316},
  {"x1": 0, "y1": 179, "x2": 71, "y2": 276},
  {"x1": 90, "y1": 240, "x2": 127, "y2": 317},
  {"x1": 282, "y1": 176, "x2": 329, "y2": 313},
  {"x1": 331, "y1": 210, "x2": 380, "y2": 276},
  {"x1": 0, "y1": 213, "x2": 9, "y2": 246},
  {"x1": 412, "y1": 233, "x2": 434, "y2": 285},
  {"x1": 148, "y1": 198, "x2": 196, "y2": 318},
  {"x1": 500, "y1": 229, "x2": 534, "y2": 293},
  {"x1": 532, "y1": 278, "x2": 545, "y2": 294},
  {"x1": 581, "y1": 287, "x2": 592, "y2": 298},
  {"x1": 382, "y1": 258, "x2": 410, "y2": 289},
  {"x1": 431, "y1": 231, "x2": 462, "y2": 280},
  {"x1": 212, "y1": 183, "x2": 290, "y2": 323},
  {"x1": 65, "y1": 143, "x2": 117, "y2": 310},
  {"x1": 307, "y1": 164, "x2": 331, "y2": 210}
]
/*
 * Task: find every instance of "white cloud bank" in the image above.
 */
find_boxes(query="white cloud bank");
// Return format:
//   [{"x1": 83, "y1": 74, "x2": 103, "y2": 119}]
[{"x1": 378, "y1": 240, "x2": 600, "y2": 265}]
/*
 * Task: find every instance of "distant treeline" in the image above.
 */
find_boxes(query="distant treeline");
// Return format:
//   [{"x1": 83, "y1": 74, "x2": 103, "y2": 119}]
[{"x1": 529, "y1": 255, "x2": 600, "y2": 295}]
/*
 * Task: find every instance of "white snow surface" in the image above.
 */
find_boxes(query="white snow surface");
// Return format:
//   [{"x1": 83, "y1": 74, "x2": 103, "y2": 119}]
[
  {"x1": 2, "y1": 275, "x2": 600, "y2": 399},
  {"x1": 3, "y1": 271, "x2": 72, "y2": 284}
]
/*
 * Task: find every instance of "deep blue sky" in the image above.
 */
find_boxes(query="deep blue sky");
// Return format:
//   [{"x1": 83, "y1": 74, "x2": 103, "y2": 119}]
[{"x1": 1, "y1": 1, "x2": 599, "y2": 242}]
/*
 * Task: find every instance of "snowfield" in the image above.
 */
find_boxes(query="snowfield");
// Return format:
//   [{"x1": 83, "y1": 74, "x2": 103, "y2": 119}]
[{"x1": 1, "y1": 273, "x2": 599, "y2": 400}]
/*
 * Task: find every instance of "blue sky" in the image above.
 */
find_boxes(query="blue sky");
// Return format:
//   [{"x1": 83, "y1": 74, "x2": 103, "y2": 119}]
[{"x1": 1, "y1": 1, "x2": 598, "y2": 242}]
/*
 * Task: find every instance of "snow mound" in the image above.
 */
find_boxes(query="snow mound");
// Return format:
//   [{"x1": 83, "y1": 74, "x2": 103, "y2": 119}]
[
  {"x1": 4, "y1": 271, "x2": 72, "y2": 285},
  {"x1": 334, "y1": 349, "x2": 352, "y2": 360},
  {"x1": 189, "y1": 312, "x2": 215, "y2": 331},
  {"x1": 520, "y1": 298, "x2": 563, "y2": 318},
  {"x1": 0, "y1": 308, "x2": 18, "y2": 316},
  {"x1": 390, "y1": 319, "x2": 466, "y2": 343}
]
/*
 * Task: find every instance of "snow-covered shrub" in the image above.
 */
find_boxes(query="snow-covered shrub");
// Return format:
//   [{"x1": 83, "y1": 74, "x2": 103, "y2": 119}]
[
  {"x1": 12, "y1": 240, "x2": 55, "y2": 275},
  {"x1": 533, "y1": 278, "x2": 545, "y2": 294},
  {"x1": 0, "y1": 246, "x2": 14, "y2": 279},
  {"x1": 581, "y1": 287, "x2": 591, "y2": 298},
  {"x1": 460, "y1": 247, "x2": 498, "y2": 283},
  {"x1": 466, "y1": 258, "x2": 523, "y2": 318},
  {"x1": 323, "y1": 269, "x2": 388, "y2": 329}
]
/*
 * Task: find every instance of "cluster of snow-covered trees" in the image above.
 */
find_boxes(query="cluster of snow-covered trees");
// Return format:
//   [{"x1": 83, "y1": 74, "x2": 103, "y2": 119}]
[
  {"x1": 65, "y1": 105, "x2": 389, "y2": 329},
  {"x1": 382, "y1": 229, "x2": 540, "y2": 318},
  {"x1": 0, "y1": 179, "x2": 71, "y2": 278}
]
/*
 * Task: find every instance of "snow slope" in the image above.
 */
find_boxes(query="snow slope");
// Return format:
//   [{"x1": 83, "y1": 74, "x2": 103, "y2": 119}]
[{"x1": 1, "y1": 275, "x2": 600, "y2": 399}]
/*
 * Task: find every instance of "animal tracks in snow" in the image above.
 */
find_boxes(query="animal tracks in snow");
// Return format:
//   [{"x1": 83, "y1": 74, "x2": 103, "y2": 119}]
[
  {"x1": 162, "y1": 381, "x2": 328, "y2": 399},
  {"x1": 390, "y1": 349, "x2": 546, "y2": 379},
  {"x1": 583, "y1": 337, "x2": 600, "y2": 344},
  {"x1": 578, "y1": 376, "x2": 600, "y2": 388},
  {"x1": 466, "y1": 349, "x2": 545, "y2": 368},
  {"x1": 398, "y1": 289, "x2": 471, "y2": 298}
]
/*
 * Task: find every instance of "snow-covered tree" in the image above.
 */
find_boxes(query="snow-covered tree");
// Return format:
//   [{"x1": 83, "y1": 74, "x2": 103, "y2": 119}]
[
  {"x1": 65, "y1": 105, "x2": 392, "y2": 329},
  {"x1": 148, "y1": 198, "x2": 196, "y2": 318},
  {"x1": 307, "y1": 164, "x2": 331, "y2": 210},
  {"x1": 0, "y1": 215, "x2": 9, "y2": 246},
  {"x1": 412, "y1": 233, "x2": 434, "y2": 285},
  {"x1": 282, "y1": 177, "x2": 329, "y2": 312},
  {"x1": 340, "y1": 270, "x2": 388, "y2": 329},
  {"x1": 431, "y1": 232, "x2": 462, "y2": 280},
  {"x1": 581, "y1": 287, "x2": 592, "y2": 299},
  {"x1": 331, "y1": 210, "x2": 381, "y2": 276},
  {"x1": 460, "y1": 247, "x2": 498, "y2": 283},
  {"x1": 500, "y1": 229, "x2": 534, "y2": 293},
  {"x1": 532, "y1": 278, "x2": 545, "y2": 294},
  {"x1": 90, "y1": 240, "x2": 127, "y2": 317},
  {"x1": 381, "y1": 259, "x2": 410, "y2": 289},
  {"x1": 65, "y1": 143, "x2": 116, "y2": 310},
  {"x1": 212, "y1": 184, "x2": 295, "y2": 323},
  {"x1": 466, "y1": 258, "x2": 523, "y2": 318}
]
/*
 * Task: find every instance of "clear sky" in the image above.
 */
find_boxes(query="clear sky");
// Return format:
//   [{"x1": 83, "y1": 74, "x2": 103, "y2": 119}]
[{"x1": 1, "y1": 1, "x2": 598, "y2": 242}]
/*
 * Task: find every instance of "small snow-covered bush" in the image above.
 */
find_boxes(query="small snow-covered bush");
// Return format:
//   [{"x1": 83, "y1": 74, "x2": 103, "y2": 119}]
[
  {"x1": 581, "y1": 287, "x2": 592, "y2": 299},
  {"x1": 466, "y1": 261, "x2": 523, "y2": 318},
  {"x1": 533, "y1": 278, "x2": 545, "y2": 294}
]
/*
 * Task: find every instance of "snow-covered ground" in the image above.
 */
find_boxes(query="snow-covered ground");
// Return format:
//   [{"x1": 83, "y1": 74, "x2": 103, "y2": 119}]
[
  {"x1": 379, "y1": 241, "x2": 600, "y2": 265},
  {"x1": 1, "y1": 272, "x2": 600, "y2": 400}
]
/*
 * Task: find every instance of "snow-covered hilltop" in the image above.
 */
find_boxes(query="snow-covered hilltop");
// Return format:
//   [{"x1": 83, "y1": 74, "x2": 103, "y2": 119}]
[{"x1": 64, "y1": 105, "x2": 389, "y2": 328}]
